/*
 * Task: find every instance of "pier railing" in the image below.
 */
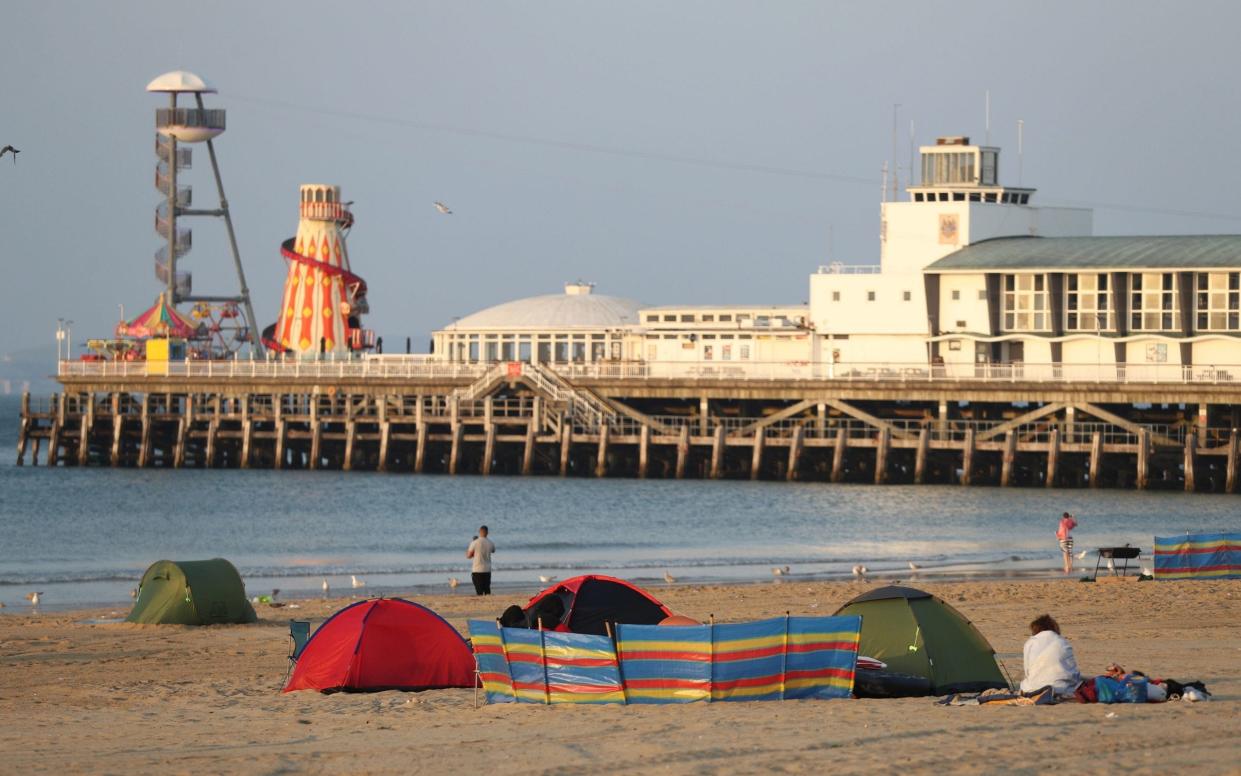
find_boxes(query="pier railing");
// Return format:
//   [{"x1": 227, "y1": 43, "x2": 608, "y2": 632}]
[{"x1": 57, "y1": 358, "x2": 1241, "y2": 385}]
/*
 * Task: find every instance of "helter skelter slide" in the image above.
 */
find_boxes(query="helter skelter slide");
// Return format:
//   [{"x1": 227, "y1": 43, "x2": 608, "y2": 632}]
[{"x1": 262, "y1": 185, "x2": 373, "y2": 355}]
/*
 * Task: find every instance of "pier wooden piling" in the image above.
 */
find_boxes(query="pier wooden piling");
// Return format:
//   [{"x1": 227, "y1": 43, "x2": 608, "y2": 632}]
[{"x1": 14, "y1": 363, "x2": 1241, "y2": 494}]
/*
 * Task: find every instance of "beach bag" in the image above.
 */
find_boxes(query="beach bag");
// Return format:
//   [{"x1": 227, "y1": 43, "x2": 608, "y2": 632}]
[{"x1": 1095, "y1": 675, "x2": 1147, "y2": 704}]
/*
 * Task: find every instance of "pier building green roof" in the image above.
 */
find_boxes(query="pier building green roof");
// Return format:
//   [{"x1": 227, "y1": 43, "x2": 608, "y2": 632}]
[{"x1": 928, "y1": 235, "x2": 1241, "y2": 272}]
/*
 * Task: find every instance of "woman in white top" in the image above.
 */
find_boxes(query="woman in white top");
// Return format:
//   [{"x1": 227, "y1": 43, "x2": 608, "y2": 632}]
[{"x1": 1020, "y1": 614, "x2": 1082, "y2": 696}]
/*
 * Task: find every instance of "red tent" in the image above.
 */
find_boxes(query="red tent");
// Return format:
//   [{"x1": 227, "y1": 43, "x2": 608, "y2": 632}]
[
  {"x1": 283, "y1": 598, "x2": 475, "y2": 693},
  {"x1": 523, "y1": 575, "x2": 671, "y2": 636}
]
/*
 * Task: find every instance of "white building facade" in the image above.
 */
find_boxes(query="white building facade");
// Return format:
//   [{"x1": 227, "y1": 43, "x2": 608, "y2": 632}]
[{"x1": 428, "y1": 136, "x2": 1241, "y2": 378}]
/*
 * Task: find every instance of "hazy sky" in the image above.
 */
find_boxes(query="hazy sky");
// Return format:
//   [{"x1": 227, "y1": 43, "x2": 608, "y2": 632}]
[{"x1": 3, "y1": 1, "x2": 1240, "y2": 359}]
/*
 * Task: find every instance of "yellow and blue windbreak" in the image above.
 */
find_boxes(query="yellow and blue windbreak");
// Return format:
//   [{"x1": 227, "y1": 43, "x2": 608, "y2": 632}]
[
  {"x1": 617, "y1": 616, "x2": 860, "y2": 703},
  {"x1": 469, "y1": 620, "x2": 624, "y2": 704},
  {"x1": 469, "y1": 615, "x2": 860, "y2": 705},
  {"x1": 1154, "y1": 532, "x2": 1241, "y2": 580}
]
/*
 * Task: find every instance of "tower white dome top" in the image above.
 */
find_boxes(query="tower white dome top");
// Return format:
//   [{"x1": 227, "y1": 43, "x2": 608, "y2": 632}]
[{"x1": 146, "y1": 70, "x2": 217, "y2": 94}]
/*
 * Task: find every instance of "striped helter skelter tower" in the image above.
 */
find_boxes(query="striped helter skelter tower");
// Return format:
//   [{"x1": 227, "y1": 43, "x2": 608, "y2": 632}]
[{"x1": 273, "y1": 184, "x2": 367, "y2": 355}]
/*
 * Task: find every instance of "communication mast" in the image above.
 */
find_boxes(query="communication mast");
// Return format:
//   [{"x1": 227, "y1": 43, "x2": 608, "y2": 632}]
[{"x1": 146, "y1": 70, "x2": 263, "y2": 355}]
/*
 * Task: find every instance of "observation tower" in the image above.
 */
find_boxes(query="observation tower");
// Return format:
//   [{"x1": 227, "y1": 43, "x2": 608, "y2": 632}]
[
  {"x1": 147, "y1": 70, "x2": 262, "y2": 355},
  {"x1": 264, "y1": 185, "x2": 372, "y2": 356}
]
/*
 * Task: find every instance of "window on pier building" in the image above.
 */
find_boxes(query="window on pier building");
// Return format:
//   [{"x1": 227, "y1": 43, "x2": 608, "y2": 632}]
[
  {"x1": 1130, "y1": 272, "x2": 1180, "y2": 331},
  {"x1": 1196, "y1": 272, "x2": 1241, "y2": 331},
  {"x1": 1002, "y1": 273, "x2": 1049, "y2": 331},
  {"x1": 1065, "y1": 273, "x2": 1111, "y2": 331}
]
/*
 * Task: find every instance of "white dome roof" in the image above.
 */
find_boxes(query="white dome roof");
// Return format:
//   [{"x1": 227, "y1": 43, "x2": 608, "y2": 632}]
[
  {"x1": 146, "y1": 70, "x2": 217, "y2": 93},
  {"x1": 444, "y1": 286, "x2": 641, "y2": 331}
]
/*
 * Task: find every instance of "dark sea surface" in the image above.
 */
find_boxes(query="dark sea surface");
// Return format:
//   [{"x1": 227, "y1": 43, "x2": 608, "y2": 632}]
[{"x1": 1, "y1": 394, "x2": 1236, "y2": 609}]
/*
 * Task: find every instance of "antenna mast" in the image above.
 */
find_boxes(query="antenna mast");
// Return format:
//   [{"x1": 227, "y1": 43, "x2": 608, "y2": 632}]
[
  {"x1": 985, "y1": 90, "x2": 991, "y2": 146},
  {"x1": 1017, "y1": 119, "x2": 1025, "y2": 186},
  {"x1": 891, "y1": 103, "x2": 902, "y2": 201}
]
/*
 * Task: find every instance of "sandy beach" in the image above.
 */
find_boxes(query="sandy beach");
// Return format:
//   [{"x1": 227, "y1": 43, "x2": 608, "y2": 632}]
[{"x1": 1, "y1": 578, "x2": 1238, "y2": 775}]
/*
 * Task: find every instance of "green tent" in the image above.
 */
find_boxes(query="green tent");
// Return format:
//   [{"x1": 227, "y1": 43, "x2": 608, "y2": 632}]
[
  {"x1": 835, "y1": 585, "x2": 1006, "y2": 696},
  {"x1": 127, "y1": 558, "x2": 257, "y2": 625}
]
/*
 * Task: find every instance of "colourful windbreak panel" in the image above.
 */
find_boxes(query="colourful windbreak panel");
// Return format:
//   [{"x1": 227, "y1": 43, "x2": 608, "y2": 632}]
[
  {"x1": 614, "y1": 624, "x2": 712, "y2": 704},
  {"x1": 469, "y1": 615, "x2": 861, "y2": 706},
  {"x1": 467, "y1": 621, "x2": 624, "y2": 704},
  {"x1": 617, "y1": 616, "x2": 860, "y2": 704},
  {"x1": 1154, "y1": 533, "x2": 1241, "y2": 580},
  {"x1": 468, "y1": 620, "x2": 515, "y2": 704}
]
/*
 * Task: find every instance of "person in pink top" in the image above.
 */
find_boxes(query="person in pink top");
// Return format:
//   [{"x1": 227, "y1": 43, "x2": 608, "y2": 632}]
[{"x1": 1057, "y1": 512, "x2": 1078, "y2": 574}]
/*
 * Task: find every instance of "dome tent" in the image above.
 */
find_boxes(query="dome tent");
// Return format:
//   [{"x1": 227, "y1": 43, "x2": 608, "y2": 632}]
[
  {"x1": 126, "y1": 558, "x2": 257, "y2": 625},
  {"x1": 284, "y1": 598, "x2": 475, "y2": 693},
  {"x1": 522, "y1": 575, "x2": 671, "y2": 636},
  {"x1": 833, "y1": 585, "x2": 1006, "y2": 697}
]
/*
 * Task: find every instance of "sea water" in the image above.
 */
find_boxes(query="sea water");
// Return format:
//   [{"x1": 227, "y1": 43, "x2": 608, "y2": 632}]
[{"x1": 0, "y1": 394, "x2": 1235, "y2": 608}]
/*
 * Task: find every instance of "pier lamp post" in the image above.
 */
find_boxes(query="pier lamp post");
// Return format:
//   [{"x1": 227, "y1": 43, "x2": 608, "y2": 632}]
[
  {"x1": 65, "y1": 320, "x2": 74, "y2": 361},
  {"x1": 55, "y1": 318, "x2": 65, "y2": 362}
]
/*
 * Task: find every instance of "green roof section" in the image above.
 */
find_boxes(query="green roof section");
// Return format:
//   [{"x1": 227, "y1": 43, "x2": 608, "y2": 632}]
[{"x1": 928, "y1": 235, "x2": 1241, "y2": 271}]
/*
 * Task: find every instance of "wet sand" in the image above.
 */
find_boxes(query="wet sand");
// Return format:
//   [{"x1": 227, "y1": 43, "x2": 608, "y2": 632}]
[{"x1": 1, "y1": 578, "x2": 1238, "y2": 774}]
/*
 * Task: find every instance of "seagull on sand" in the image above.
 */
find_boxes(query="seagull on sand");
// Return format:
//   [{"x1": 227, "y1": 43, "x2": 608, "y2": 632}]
[
  {"x1": 130, "y1": 588, "x2": 139, "y2": 599},
  {"x1": 434, "y1": 201, "x2": 453, "y2": 215},
  {"x1": 538, "y1": 575, "x2": 556, "y2": 584},
  {"x1": 851, "y1": 565, "x2": 868, "y2": 582},
  {"x1": 351, "y1": 575, "x2": 366, "y2": 589},
  {"x1": 663, "y1": 571, "x2": 677, "y2": 584},
  {"x1": 321, "y1": 578, "x2": 330, "y2": 596},
  {"x1": 908, "y1": 561, "x2": 921, "y2": 572},
  {"x1": 1076, "y1": 550, "x2": 1088, "y2": 559},
  {"x1": 771, "y1": 566, "x2": 790, "y2": 577},
  {"x1": 0, "y1": 145, "x2": 19, "y2": 164},
  {"x1": 448, "y1": 577, "x2": 460, "y2": 590},
  {"x1": 271, "y1": 589, "x2": 281, "y2": 600},
  {"x1": 26, "y1": 592, "x2": 43, "y2": 606}
]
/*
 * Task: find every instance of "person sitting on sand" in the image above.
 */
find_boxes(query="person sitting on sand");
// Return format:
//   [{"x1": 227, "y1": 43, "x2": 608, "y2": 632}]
[{"x1": 1020, "y1": 614, "x2": 1082, "y2": 697}]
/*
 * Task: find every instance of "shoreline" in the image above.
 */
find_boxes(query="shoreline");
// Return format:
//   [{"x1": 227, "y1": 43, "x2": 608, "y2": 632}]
[{"x1": 0, "y1": 559, "x2": 1093, "y2": 616}]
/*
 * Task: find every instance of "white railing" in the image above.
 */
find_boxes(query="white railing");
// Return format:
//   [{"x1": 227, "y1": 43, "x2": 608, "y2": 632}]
[
  {"x1": 816, "y1": 263, "x2": 883, "y2": 274},
  {"x1": 56, "y1": 359, "x2": 1241, "y2": 385},
  {"x1": 57, "y1": 358, "x2": 490, "y2": 381}
]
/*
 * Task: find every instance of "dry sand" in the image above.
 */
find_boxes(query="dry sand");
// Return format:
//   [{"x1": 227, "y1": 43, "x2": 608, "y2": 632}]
[{"x1": 1, "y1": 578, "x2": 1238, "y2": 775}]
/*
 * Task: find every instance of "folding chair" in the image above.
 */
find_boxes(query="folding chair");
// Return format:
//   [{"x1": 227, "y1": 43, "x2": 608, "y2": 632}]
[{"x1": 281, "y1": 620, "x2": 312, "y2": 687}]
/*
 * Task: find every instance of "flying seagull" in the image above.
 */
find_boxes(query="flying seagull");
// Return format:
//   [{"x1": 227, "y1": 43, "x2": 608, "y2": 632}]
[
  {"x1": 434, "y1": 201, "x2": 453, "y2": 215},
  {"x1": 0, "y1": 146, "x2": 19, "y2": 164}
]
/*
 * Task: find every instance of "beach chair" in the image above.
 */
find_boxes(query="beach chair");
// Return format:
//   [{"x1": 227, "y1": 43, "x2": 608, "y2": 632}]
[{"x1": 281, "y1": 620, "x2": 312, "y2": 687}]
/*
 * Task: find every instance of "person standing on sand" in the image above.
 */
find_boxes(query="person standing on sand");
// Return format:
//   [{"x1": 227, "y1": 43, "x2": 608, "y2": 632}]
[
  {"x1": 466, "y1": 525, "x2": 496, "y2": 596},
  {"x1": 1057, "y1": 512, "x2": 1078, "y2": 574}
]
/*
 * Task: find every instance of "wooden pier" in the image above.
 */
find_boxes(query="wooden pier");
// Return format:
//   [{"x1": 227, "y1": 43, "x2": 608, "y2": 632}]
[{"x1": 15, "y1": 360, "x2": 1241, "y2": 492}]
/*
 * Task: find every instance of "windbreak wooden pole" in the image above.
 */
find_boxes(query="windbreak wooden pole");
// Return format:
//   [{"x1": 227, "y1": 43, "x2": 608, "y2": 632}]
[
  {"x1": 780, "y1": 611, "x2": 790, "y2": 701},
  {"x1": 606, "y1": 621, "x2": 628, "y2": 705},
  {"x1": 708, "y1": 614, "x2": 715, "y2": 703},
  {"x1": 495, "y1": 618, "x2": 515, "y2": 703},
  {"x1": 539, "y1": 619, "x2": 550, "y2": 705}
]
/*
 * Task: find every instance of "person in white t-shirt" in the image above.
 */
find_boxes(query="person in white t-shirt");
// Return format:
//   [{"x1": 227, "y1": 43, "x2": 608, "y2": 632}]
[
  {"x1": 1019, "y1": 613, "x2": 1082, "y2": 697},
  {"x1": 466, "y1": 525, "x2": 496, "y2": 596}
]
